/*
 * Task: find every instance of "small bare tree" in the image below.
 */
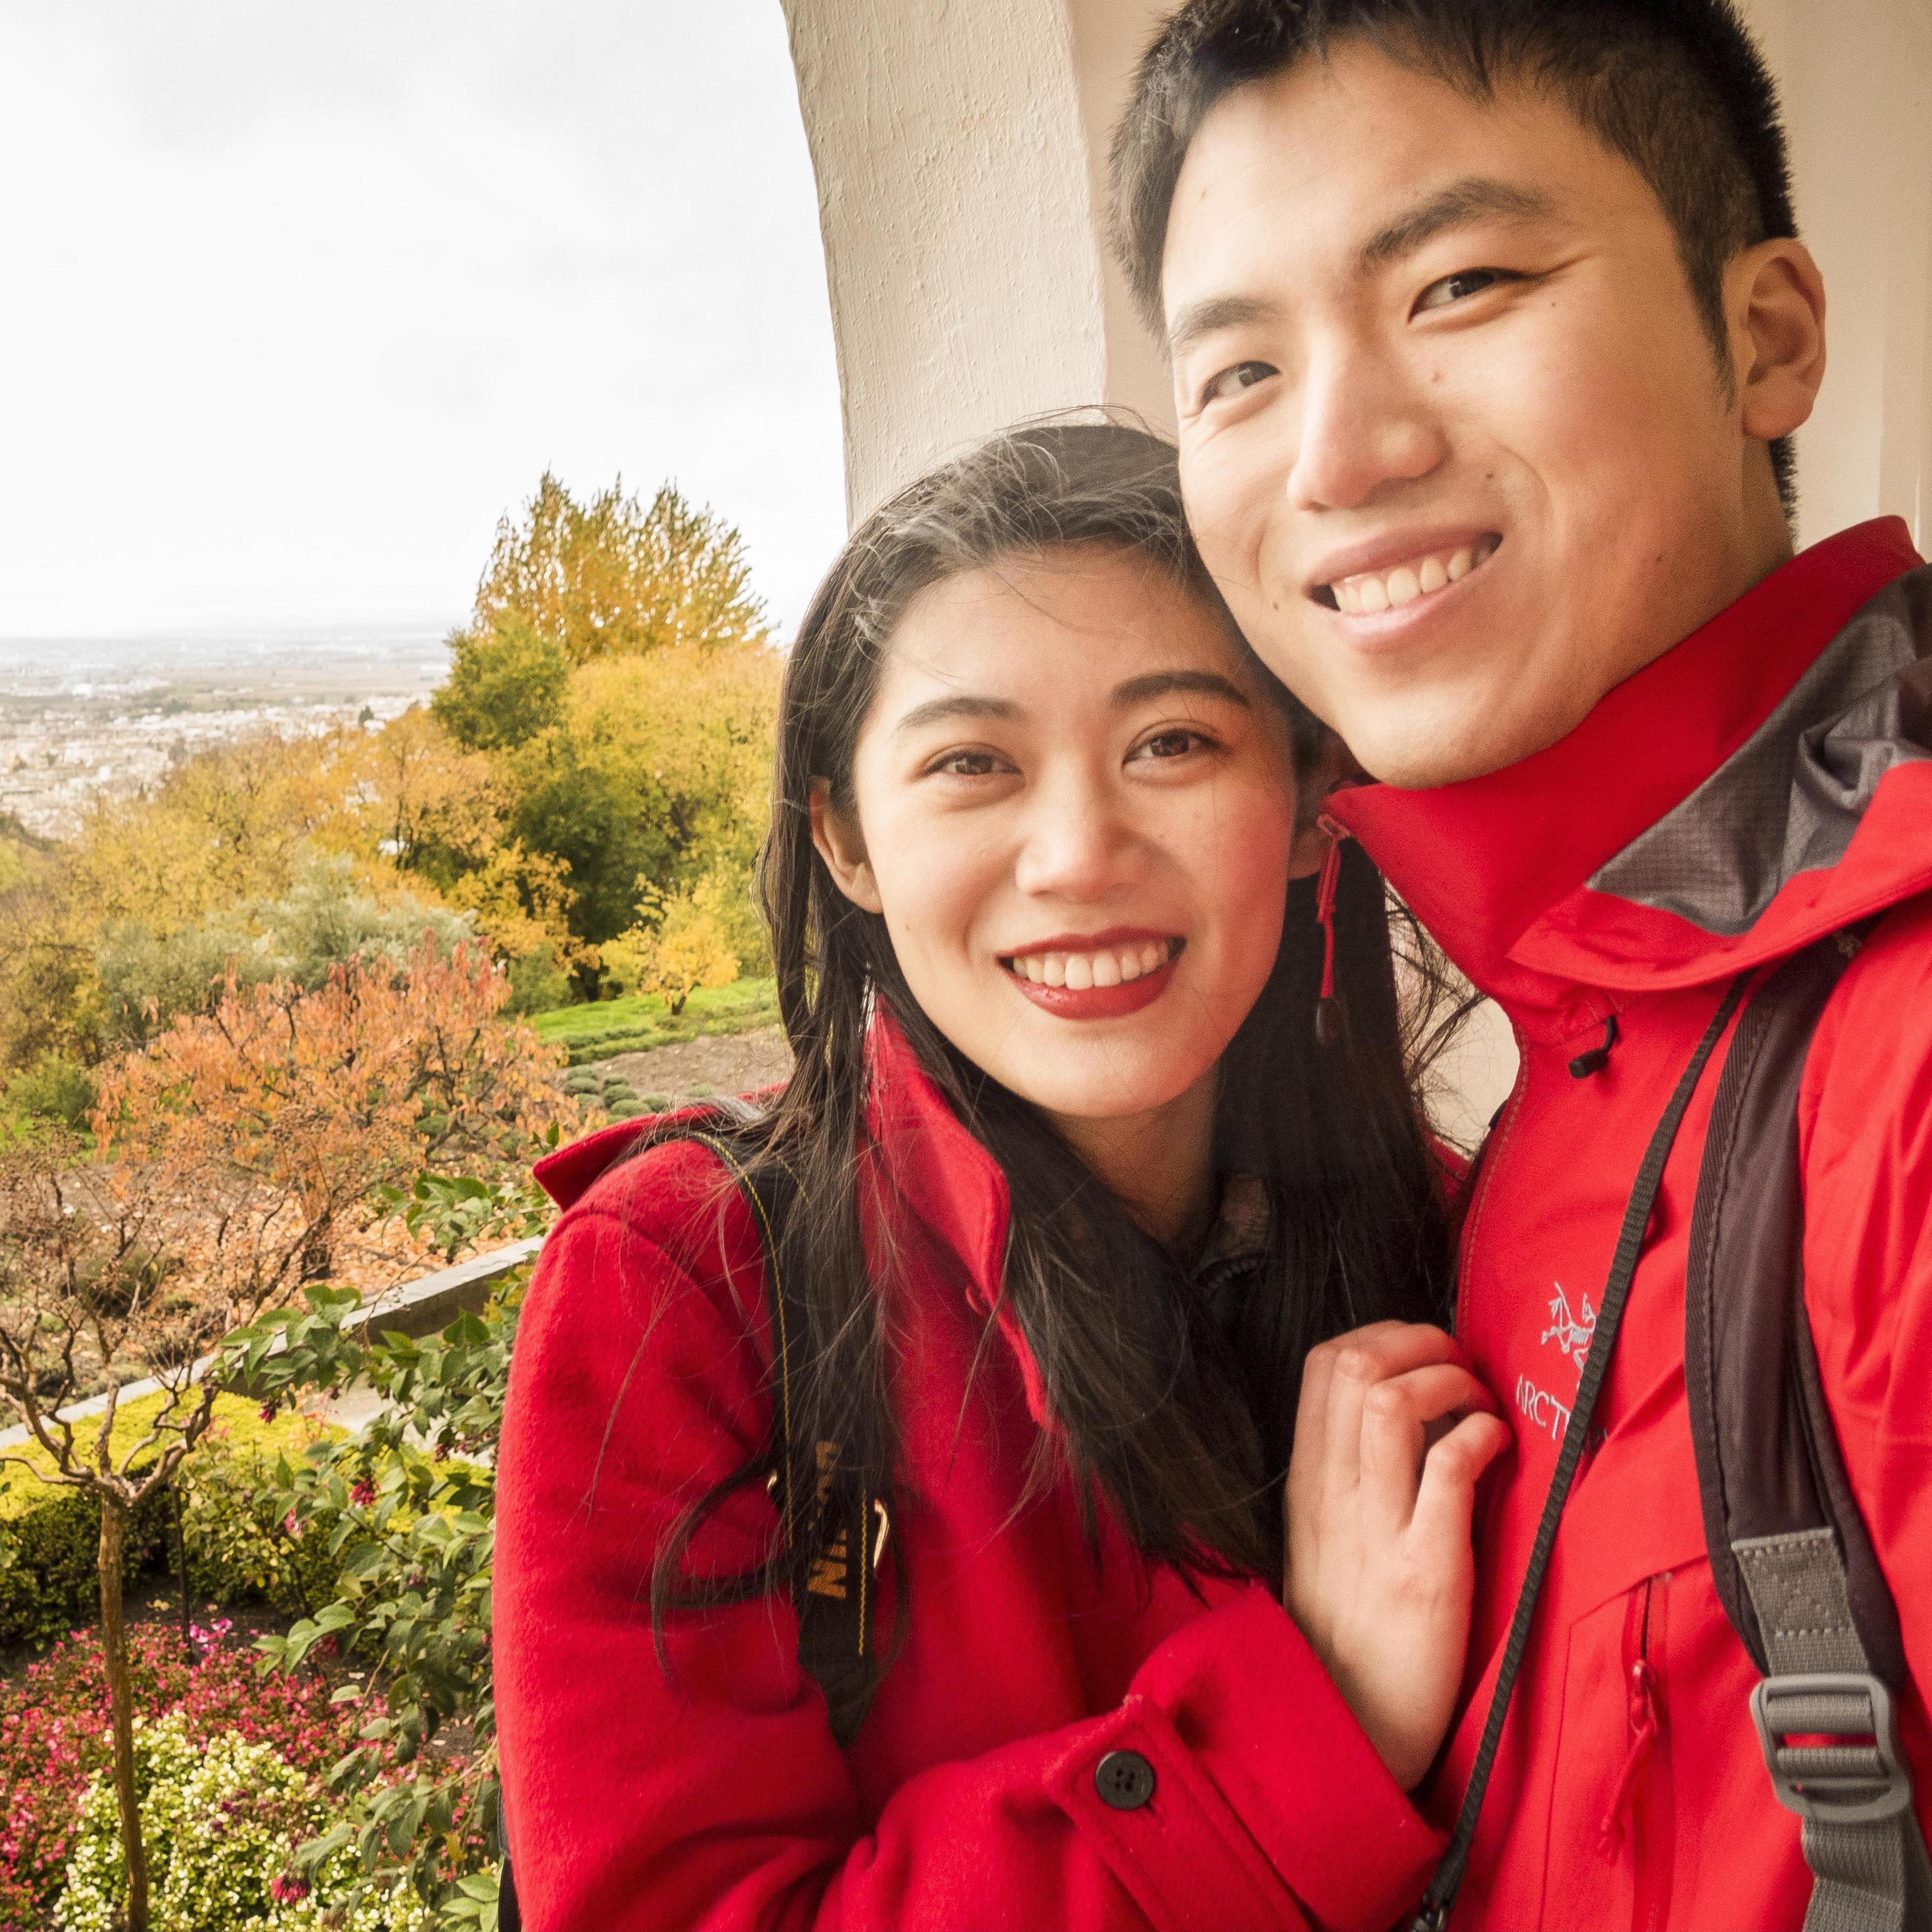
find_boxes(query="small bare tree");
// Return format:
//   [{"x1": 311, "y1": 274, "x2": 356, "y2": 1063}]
[{"x1": 0, "y1": 1129, "x2": 347, "y2": 1932}]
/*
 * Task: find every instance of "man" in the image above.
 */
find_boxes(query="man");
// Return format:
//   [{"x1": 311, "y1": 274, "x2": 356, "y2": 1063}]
[{"x1": 1114, "y1": 2, "x2": 1932, "y2": 1926}]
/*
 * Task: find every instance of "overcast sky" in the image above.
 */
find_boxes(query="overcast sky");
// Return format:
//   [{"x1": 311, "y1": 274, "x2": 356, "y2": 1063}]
[{"x1": 0, "y1": 2, "x2": 846, "y2": 642}]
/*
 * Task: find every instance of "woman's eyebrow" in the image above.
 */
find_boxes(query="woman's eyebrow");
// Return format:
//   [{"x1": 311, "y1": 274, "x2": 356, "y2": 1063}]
[
  {"x1": 1112, "y1": 670, "x2": 1251, "y2": 710},
  {"x1": 893, "y1": 692, "x2": 1023, "y2": 735}
]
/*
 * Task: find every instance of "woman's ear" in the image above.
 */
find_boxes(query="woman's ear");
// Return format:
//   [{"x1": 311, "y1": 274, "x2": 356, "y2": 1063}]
[
  {"x1": 809, "y1": 778, "x2": 885, "y2": 914},
  {"x1": 1288, "y1": 730, "x2": 1356, "y2": 879}
]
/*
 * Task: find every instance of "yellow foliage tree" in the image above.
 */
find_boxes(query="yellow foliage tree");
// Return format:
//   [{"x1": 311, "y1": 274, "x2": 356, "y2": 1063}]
[
  {"x1": 320, "y1": 708, "x2": 585, "y2": 983},
  {"x1": 569, "y1": 642, "x2": 779, "y2": 872},
  {"x1": 338, "y1": 704, "x2": 501, "y2": 875},
  {"x1": 472, "y1": 471, "x2": 769, "y2": 664},
  {"x1": 567, "y1": 643, "x2": 780, "y2": 973},
  {"x1": 615, "y1": 873, "x2": 743, "y2": 1014},
  {"x1": 3, "y1": 733, "x2": 373, "y2": 1072},
  {"x1": 68, "y1": 731, "x2": 349, "y2": 939}
]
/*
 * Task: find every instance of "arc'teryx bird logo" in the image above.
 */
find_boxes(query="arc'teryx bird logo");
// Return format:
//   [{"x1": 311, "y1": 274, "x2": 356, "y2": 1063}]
[{"x1": 1541, "y1": 1282, "x2": 1597, "y2": 1367}]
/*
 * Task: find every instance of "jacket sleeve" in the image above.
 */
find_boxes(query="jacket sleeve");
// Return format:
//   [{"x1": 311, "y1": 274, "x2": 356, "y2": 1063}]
[
  {"x1": 495, "y1": 1203, "x2": 1442, "y2": 1932},
  {"x1": 1801, "y1": 896, "x2": 1932, "y2": 1822}
]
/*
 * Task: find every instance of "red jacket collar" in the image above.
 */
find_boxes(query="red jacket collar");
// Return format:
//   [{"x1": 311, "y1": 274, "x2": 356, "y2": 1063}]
[
  {"x1": 861, "y1": 1005, "x2": 1012, "y2": 1307},
  {"x1": 1329, "y1": 518, "x2": 1925, "y2": 1033}
]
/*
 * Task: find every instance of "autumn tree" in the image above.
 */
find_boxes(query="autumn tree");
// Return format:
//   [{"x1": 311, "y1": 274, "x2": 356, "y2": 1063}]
[
  {"x1": 0, "y1": 942, "x2": 578, "y2": 1931},
  {"x1": 469, "y1": 471, "x2": 769, "y2": 664},
  {"x1": 0, "y1": 819, "x2": 97, "y2": 1077},
  {"x1": 343, "y1": 703, "x2": 501, "y2": 881},
  {"x1": 0, "y1": 738, "x2": 343, "y2": 1079},
  {"x1": 72, "y1": 731, "x2": 344, "y2": 933},
  {"x1": 605, "y1": 874, "x2": 742, "y2": 1014}
]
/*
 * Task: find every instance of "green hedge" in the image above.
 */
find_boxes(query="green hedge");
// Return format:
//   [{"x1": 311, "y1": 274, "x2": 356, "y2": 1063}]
[
  {"x1": 0, "y1": 1473, "x2": 169, "y2": 1650},
  {"x1": 529, "y1": 975, "x2": 777, "y2": 1065},
  {"x1": 0, "y1": 1392, "x2": 344, "y2": 1649}
]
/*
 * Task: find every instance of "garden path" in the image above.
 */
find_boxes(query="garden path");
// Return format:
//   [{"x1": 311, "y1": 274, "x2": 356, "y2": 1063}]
[{"x1": 594, "y1": 1024, "x2": 792, "y2": 1106}]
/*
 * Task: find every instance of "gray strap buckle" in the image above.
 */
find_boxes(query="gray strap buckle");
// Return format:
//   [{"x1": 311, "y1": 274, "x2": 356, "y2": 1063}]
[{"x1": 1751, "y1": 1673, "x2": 1914, "y2": 1824}]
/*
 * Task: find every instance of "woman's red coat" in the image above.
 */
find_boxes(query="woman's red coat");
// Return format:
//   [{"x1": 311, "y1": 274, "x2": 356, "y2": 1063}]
[{"x1": 495, "y1": 1020, "x2": 1438, "y2": 1929}]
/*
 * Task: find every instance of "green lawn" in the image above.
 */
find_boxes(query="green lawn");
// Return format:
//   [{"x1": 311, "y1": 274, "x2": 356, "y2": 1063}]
[{"x1": 528, "y1": 976, "x2": 779, "y2": 1066}]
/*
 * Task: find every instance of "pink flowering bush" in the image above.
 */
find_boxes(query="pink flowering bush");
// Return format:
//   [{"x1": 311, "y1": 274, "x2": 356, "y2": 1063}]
[{"x1": 0, "y1": 1619, "x2": 352, "y2": 1928}]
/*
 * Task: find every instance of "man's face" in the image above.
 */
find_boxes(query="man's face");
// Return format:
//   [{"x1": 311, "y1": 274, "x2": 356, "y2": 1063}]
[{"x1": 1164, "y1": 44, "x2": 1784, "y2": 788}]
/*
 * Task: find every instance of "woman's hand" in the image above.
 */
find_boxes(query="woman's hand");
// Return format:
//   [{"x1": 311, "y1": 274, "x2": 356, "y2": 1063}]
[{"x1": 1283, "y1": 1321, "x2": 1511, "y2": 1790}]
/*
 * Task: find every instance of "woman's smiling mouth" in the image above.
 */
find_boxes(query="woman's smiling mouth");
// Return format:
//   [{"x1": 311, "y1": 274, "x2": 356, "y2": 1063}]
[{"x1": 1000, "y1": 933, "x2": 1184, "y2": 1018}]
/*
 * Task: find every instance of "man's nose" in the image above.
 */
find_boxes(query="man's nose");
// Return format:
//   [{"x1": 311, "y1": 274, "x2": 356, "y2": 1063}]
[
  {"x1": 1286, "y1": 336, "x2": 1446, "y2": 511},
  {"x1": 1012, "y1": 772, "x2": 1145, "y2": 901}
]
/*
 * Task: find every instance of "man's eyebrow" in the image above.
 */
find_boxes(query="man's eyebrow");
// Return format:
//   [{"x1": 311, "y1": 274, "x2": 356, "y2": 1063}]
[
  {"x1": 1113, "y1": 669, "x2": 1251, "y2": 710},
  {"x1": 892, "y1": 693, "x2": 1023, "y2": 735},
  {"x1": 1165, "y1": 292, "x2": 1282, "y2": 364},
  {"x1": 1359, "y1": 177, "x2": 1558, "y2": 271}
]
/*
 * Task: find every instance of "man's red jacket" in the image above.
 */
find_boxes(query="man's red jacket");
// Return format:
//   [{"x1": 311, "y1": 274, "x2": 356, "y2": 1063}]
[
  {"x1": 495, "y1": 1016, "x2": 1441, "y2": 1931},
  {"x1": 1329, "y1": 518, "x2": 1932, "y2": 1930}
]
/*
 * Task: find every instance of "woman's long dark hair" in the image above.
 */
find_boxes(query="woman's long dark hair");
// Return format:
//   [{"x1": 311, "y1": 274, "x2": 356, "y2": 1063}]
[{"x1": 647, "y1": 419, "x2": 1468, "y2": 1665}]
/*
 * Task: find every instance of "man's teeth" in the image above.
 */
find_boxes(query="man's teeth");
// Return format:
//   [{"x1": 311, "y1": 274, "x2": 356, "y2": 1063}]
[
  {"x1": 1008, "y1": 939, "x2": 1174, "y2": 988},
  {"x1": 1331, "y1": 535, "x2": 1499, "y2": 615}
]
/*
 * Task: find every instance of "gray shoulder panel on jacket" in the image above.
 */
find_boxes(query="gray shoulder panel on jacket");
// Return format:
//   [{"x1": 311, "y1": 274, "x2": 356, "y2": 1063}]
[{"x1": 1589, "y1": 566, "x2": 1932, "y2": 935}]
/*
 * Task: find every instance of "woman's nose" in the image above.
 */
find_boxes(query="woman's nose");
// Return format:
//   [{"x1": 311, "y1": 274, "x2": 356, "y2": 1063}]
[{"x1": 1011, "y1": 773, "x2": 1144, "y2": 901}]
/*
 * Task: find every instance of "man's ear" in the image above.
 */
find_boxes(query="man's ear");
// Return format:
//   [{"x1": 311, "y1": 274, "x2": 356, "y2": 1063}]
[
  {"x1": 1729, "y1": 237, "x2": 1828, "y2": 444},
  {"x1": 1287, "y1": 729, "x2": 1357, "y2": 879},
  {"x1": 809, "y1": 778, "x2": 885, "y2": 914}
]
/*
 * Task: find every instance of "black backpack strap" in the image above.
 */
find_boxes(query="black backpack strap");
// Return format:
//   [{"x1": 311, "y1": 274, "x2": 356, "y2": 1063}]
[
  {"x1": 1685, "y1": 932, "x2": 1932, "y2": 1932},
  {"x1": 683, "y1": 1130, "x2": 887, "y2": 1747}
]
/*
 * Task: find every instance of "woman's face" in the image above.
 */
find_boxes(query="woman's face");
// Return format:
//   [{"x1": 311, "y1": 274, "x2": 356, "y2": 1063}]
[{"x1": 814, "y1": 545, "x2": 1302, "y2": 1129}]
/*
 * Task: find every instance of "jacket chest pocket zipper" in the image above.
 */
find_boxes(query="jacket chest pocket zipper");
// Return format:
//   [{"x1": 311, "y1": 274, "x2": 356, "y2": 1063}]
[{"x1": 1601, "y1": 1574, "x2": 1675, "y2": 1931}]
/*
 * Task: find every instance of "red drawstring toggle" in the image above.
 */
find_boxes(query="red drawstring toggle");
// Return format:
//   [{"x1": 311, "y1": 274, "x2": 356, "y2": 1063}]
[
  {"x1": 1600, "y1": 1658, "x2": 1658, "y2": 1848},
  {"x1": 1314, "y1": 815, "x2": 1349, "y2": 1045}
]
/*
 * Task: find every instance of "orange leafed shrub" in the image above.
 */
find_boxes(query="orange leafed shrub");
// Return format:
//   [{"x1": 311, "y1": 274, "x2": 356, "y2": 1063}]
[{"x1": 91, "y1": 936, "x2": 578, "y2": 1316}]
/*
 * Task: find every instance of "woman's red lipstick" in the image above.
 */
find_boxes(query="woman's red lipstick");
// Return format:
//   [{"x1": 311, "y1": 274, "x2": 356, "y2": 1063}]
[{"x1": 1000, "y1": 933, "x2": 1181, "y2": 1021}]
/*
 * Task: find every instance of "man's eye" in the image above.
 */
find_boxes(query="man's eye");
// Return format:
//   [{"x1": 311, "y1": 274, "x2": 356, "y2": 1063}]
[
  {"x1": 1200, "y1": 360, "x2": 1276, "y2": 405},
  {"x1": 1414, "y1": 267, "x2": 1517, "y2": 313}
]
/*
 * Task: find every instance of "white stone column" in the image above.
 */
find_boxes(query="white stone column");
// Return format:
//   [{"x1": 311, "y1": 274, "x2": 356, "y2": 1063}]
[{"x1": 776, "y1": 0, "x2": 1171, "y2": 523}]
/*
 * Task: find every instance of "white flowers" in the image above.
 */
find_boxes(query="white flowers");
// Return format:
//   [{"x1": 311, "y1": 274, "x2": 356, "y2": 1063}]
[{"x1": 56, "y1": 1714, "x2": 425, "y2": 1932}]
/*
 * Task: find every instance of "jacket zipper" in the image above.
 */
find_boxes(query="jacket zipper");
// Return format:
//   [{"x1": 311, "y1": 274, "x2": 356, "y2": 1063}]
[{"x1": 1601, "y1": 1575, "x2": 1675, "y2": 1930}]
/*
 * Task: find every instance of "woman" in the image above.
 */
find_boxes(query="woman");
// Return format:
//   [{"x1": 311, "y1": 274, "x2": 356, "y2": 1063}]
[{"x1": 495, "y1": 422, "x2": 1506, "y2": 1930}]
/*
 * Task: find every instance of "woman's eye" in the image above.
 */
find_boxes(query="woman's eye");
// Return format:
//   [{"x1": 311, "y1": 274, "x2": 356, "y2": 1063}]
[
  {"x1": 1414, "y1": 267, "x2": 1517, "y2": 313},
  {"x1": 933, "y1": 749, "x2": 1004, "y2": 778},
  {"x1": 1132, "y1": 729, "x2": 1211, "y2": 763},
  {"x1": 1200, "y1": 360, "x2": 1276, "y2": 406}
]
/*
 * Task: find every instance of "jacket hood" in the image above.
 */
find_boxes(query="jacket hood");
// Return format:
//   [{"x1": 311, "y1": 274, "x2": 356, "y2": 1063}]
[
  {"x1": 1330, "y1": 519, "x2": 1932, "y2": 1035},
  {"x1": 533, "y1": 1103, "x2": 704, "y2": 1211},
  {"x1": 530, "y1": 1016, "x2": 1010, "y2": 1265},
  {"x1": 529, "y1": 1012, "x2": 1046, "y2": 1413}
]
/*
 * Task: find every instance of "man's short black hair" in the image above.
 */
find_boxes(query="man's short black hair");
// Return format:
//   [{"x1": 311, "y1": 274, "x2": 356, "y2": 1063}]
[{"x1": 1113, "y1": 0, "x2": 1799, "y2": 506}]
